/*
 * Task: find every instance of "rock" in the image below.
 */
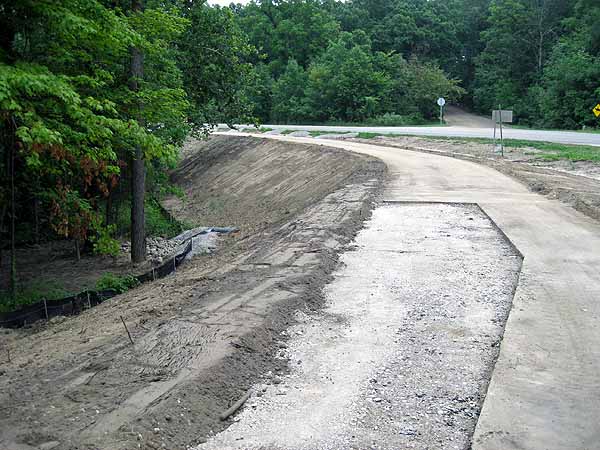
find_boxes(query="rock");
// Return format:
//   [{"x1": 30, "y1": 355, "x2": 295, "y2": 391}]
[
  {"x1": 314, "y1": 133, "x2": 358, "y2": 140},
  {"x1": 288, "y1": 131, "x2": 310, "y2": 137}
]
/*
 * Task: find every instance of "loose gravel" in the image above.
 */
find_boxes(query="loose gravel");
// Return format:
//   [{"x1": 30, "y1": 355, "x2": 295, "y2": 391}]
[{"x1": 196, "y1": 203, "x2": 522, "y2": 450}]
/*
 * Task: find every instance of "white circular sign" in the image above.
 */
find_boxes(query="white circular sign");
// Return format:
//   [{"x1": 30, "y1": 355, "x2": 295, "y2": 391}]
[{"x1": 437, "y1": 97, "x2": 446, "y2": 107}]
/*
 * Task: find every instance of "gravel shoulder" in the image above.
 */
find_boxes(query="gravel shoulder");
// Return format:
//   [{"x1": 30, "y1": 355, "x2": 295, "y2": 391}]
[
  {"x1": 0, "y1": 136, "x2": 385, "y2": 450},
  {"x1": 197, "y1": 203, "x2": 522, "y2": 450}
]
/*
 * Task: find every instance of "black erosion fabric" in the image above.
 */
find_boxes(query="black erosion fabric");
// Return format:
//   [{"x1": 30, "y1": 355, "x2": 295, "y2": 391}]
[{"x1": 0, "y1": 240, "x2": 193, "y2": 328}]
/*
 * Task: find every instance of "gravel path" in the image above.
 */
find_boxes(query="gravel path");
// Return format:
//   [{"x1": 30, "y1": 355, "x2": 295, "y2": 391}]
[{"x1": 196, "y1": 203, "x2": 522, "y2": 449}]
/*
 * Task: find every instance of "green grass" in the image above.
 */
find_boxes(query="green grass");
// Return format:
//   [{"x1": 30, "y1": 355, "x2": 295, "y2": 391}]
[
  {"x1": 357, "y1": 132, "x2": 385, "y2": 139},
  {"x1": 308, "y1": 130, "x2": 353, "y2": 137},
  {"x1": 0, "y1": 281, "x2": 71, "y2": 313},
  {"x1": 508, "y1": 124, "x2": 600, "y2": 134}
]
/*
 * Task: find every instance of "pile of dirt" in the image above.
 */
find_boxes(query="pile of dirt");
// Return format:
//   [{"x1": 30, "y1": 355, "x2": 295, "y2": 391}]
[
  {"x1": 163, "y1": 135, "x2": 374, "y2": 238},
  {"x1": 0, "y1": 136, "x2": 385, "y2": 450},
  {"x1": 348, "y1": 135, "x2": 600, "y2": 222}
]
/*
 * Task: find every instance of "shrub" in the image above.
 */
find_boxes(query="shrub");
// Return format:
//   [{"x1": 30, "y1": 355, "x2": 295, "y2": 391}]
[
  {"x1": 91, "y1": 225, "x2": 120, "y2": 257},
  {"x1": 365, "y1": 113, "x2": 425, "y2": 126},
  {"x1": 96, "y1": 273, "x2": 139, "y2": 294}
]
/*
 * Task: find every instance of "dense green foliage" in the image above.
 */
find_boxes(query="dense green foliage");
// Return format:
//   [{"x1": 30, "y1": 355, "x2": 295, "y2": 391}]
[
  {"x1": 233, "y1": 0, "x2": 599, "y2": 129},
  {"x1": 237, "y1": 0, "x2": 465, "y2": 124},
  {"x1": 0, "y1": 0, "x2": 250, "y2": 302}
]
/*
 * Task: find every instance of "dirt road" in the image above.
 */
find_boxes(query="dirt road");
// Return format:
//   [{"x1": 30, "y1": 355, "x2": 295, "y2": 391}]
[
  {"x1": 205, "y1": 133, "x2": 600, "y2": 450},
  {"x1": 444, "y1": 106, "x2": 495, "y2": 128}
]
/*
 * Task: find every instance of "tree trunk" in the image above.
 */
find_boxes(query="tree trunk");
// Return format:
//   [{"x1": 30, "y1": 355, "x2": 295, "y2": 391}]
[
  {"x1": 105, "y1": 188, "x2": 113, "y2": 226},
  {"x1": 130, "y1": 147, "x2": 145, "y2": 263},
  {"x1": 9, "y1": 130, "x2": 16, "y2": 301},
  {"x1": 33, "y1": 196, "x2": 39, "y2": 244},
  {"x1": 129, "y1": 0, "x2": 146, "y2": 264},
  {"x1": 0, "y1": 201, "x2": 6, "y2": 270},
  {"x1": 74, "y1": 239, "x2": 81, "y2": 261}
]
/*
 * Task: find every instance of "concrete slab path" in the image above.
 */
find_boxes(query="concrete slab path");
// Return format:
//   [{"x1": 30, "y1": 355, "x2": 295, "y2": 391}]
[{"x1": 238, "y1": 134, "x2": 600, "y2": 450}]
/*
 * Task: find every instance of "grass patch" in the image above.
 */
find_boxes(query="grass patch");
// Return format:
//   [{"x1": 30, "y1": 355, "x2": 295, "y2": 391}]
[
  {"x1": 357, "y1": 132, "x2": 384, "y2": 139},
  {"x1": 145, "y1": 199, "x2": 188, "y2": 238},
  {"x1": 508, "y1": 124, "x2": 600, "y2": 134},
  {"x1": 0, "y1": 281, "x2": 71, "y2": 313},
  {"x1": 308, "y1": 130, "x2": 353, "y2": 137}
]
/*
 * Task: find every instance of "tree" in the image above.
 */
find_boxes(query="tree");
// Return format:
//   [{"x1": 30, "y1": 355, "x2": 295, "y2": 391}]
[
  {"x1": 305, "y1": 32, "x2": 389, "y2": 122},
  {"x1": 378, "y1": 54, "x2": 465, "y2": 119},
  {"x1": 129, "y1": 0, "x2": 146, "y2": 263},
  {"x1": 236, "y1": 0, "x2": 340, "y2": 74},
  {"x1": 178, "y1": 3, "x2": 256, "y2": 130},
  {"x1": 0, "y1": 0, "x2": 189, "y2": 301},
  {"x1": 271, "y1": 59, "x2": 309, "y2": 123},
  {"x1": 473, "y1": 0, "x2": 575, "y2": 120},
  {"x1": 536, "y1": 0, "x2": 600, "y2": 128}
]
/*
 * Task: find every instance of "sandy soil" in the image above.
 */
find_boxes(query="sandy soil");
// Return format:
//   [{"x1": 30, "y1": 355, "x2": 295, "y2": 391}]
[
  {"x1": 347, "y1": 136, "x2": 600, "y2": 222},
  {"x1": 0, "y1": 136, "x2": 385, "y2": 450}
]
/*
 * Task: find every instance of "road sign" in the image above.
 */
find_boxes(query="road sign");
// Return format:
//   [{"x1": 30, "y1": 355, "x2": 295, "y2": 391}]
[
  {"x1": 437, "y1": 98, "x2": 446, "y2": 125},
  {"x1": 492, "y1": 110, "x2": 513, "y2": 123},
  {"x1": 593, "y1": 104, "x2": 600, "y2": 118}
]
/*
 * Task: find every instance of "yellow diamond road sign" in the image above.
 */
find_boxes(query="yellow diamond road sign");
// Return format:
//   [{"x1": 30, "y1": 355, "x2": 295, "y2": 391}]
[{"x1": 594, "y1": 104, "x2": 600, "y2": 118}]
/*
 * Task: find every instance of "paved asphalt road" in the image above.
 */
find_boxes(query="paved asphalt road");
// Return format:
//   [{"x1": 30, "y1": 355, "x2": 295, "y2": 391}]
[
  {"x1": 237, "y1": 108, "x2": 600, "y2": 146},
  {"x1": 218, "y1": 132, "x2": 600, "y2": 449}
]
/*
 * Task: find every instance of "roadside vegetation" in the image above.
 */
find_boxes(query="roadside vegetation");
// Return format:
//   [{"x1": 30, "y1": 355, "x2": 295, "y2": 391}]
[
  {"x1": 236, "y1": 0, "x2": 600, "y2": 130},
  {"x1": 0, "y1": 1, "x2": 252, "y2": 309}
]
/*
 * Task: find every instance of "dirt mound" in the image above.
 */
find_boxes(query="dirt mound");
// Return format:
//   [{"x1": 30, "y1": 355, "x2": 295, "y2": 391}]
[
  {"x1": 163, "y1": 135, "x2": 373, "y2": 237},
  {"x1": 0, "y1": 136, "x2": 385, "y2": 450}
]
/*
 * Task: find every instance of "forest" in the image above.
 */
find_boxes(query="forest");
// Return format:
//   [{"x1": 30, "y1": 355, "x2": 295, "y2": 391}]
[
  {"x1": 0, "y1": 0, "x2": 598, "y2": 307},
  {"x1": 235, "y1": 0, "x2": 600, "y2": 128}
]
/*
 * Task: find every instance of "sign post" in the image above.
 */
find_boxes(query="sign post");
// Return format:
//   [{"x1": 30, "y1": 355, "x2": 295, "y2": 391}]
[
  {"x1": 437, "y1": 97, "x2": 446, "y2": 125},
  {"x1": 492, "y1": 108, "x2": 513, "y2": 157}
]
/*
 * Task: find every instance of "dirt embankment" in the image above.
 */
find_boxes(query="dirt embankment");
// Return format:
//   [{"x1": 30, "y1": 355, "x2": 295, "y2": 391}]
[
  {"x1": 0, "y1": 136, "x2": 385, "y2": 450},
  {"x1": 349, "y1": 136, "x2": 600, "y2": 222}
]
